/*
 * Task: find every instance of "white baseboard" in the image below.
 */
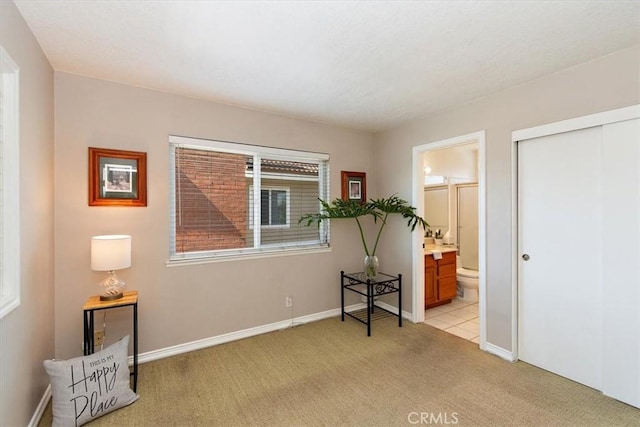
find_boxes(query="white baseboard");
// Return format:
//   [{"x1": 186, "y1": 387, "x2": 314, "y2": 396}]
[
  {"x1": 28, "y1": 384, "x2": 51, "y2": 427},
  {"x1": 374, "y1": 300, "x2": 413, "y2": 320},
  {"x1": 131, "y1": 303, "x2": 364, "y2": 365},
  {"x1": 482, "y1": 341, "x2": 516, "y2": 362}
]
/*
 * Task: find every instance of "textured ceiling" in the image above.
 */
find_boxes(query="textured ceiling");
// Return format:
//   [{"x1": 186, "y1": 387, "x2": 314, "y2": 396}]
[{"x1": 14, "y1": 1, "x2": 640, "y2": 132}]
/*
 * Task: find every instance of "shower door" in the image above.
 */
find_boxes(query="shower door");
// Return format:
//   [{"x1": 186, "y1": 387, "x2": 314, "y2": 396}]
[{"x1": 457, "y1": 184, "x2": 478, "y2": 270}]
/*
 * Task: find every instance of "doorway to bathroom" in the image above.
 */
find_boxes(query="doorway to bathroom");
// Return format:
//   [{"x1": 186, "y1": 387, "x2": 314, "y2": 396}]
[{"x1": 411, "y1": 131, "x2": 486, "y2": 349}]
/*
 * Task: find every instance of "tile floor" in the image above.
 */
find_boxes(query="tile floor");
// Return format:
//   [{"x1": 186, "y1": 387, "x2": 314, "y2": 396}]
[{"x1": 424, "y1": 297, "x2": 479, "y2": 344}]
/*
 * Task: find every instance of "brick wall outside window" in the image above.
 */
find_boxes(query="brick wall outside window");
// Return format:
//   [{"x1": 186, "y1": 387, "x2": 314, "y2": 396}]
[{"x1": 175, "y1": 148, "x2": 248, "y2": 252}]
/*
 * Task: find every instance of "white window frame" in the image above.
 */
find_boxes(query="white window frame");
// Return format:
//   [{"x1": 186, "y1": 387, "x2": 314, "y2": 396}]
[
  {"x1": 0, "y1": 46, "x2": 20, "y2": 319},
  {"x1": 168, "y1": 135, "x2": 330, "y2": 265},
  {"x1": 249, "y1": 185, "x2": 291, "y2": 229}
]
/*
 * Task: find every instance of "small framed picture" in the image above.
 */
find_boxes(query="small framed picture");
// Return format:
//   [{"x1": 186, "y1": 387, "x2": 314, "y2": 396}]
[
  {"x1": 341, "y1": 171, "x2": 366, "y2": 204},
  {"x1": 349, "y1": 180, "x2": 361, "y2": 200},
  {"x1": 89, "y1": 147, "x2": 147, "y2": 207}
]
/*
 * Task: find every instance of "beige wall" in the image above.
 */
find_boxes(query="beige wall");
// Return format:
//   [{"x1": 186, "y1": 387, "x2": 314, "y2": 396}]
[
  {"x1": 0, "y1": 1, "x2": 55, "y2": 426},
  {"x1": 375, "y1": 44, "x2": 640, "y2": 352},
  {"x1": 424, "y1": 146, "x2": 478, "y2": 181},
  {"x1": 54, "y1": 72, "x2": 375, "y2": 359}
]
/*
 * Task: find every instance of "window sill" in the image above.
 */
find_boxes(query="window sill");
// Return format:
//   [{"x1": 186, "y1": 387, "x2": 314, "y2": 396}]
[
  {"x1": 0, "y1": 296, "x2": 20, "y2": 319},
  {"x1": 166, "y1": 246, "x2": 331, "y2": 267}
]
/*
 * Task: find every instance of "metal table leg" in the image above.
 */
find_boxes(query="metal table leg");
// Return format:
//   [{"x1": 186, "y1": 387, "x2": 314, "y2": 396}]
[
  {"x1": 340, "y1": 271, "x2": 345, "y2": 322},
  {"x1": 133, "y1": 302, "x2": 138, "y2": 392},
  {"x1": 398, "y1": 273, "x2": 403, "y2": 327},
  {"x1": 366, "y1": 280, "x2": 371, "y2": 337}
]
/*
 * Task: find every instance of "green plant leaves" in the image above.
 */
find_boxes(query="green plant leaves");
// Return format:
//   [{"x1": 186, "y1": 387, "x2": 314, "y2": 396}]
[
  {"x1": 298, "y1": 198, "x2": 374, "y2": 226},
  {"x1": 298, "y1": 194, "x2": 428, "y2": 256},
  {"x1": 368, "y1": 195, "x2": 428, "y2": 232}
]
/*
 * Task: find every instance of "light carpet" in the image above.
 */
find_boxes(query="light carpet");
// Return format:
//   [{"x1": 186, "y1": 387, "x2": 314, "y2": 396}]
[{"x1": 38, "y1": 312, "x2": 640, "y2": 426}]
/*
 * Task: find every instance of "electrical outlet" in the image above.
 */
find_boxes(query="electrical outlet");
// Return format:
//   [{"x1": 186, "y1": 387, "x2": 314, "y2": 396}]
[
  {"x1": 285, "y1": 296, "x2": 293, "y2": 307},
  {"x1": 94, "y1": 330, "x2": 105, "y2": 347}
]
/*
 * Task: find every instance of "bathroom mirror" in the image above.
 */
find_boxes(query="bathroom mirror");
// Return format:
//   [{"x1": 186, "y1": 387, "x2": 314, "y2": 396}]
[{"x1": 424, "y1": 185, "x2": 448, "y2": 235}]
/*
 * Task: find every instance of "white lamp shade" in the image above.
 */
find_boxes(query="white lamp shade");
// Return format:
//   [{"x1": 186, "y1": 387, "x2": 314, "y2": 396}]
[{"x1": 91, "y1": 235, "x2": 132, "y2": 271}]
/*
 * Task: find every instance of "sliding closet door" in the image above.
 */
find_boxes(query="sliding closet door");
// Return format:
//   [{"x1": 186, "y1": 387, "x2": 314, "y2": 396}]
[
  {"x1": 519, "y1": 115, "x2": 640, "y2": 408},
  {"x1": 601, "y1": 118, "x2": 640, "y2": 407},
  {"x1": 518, "y1": 126, "x2": 603, "y2": 390}
]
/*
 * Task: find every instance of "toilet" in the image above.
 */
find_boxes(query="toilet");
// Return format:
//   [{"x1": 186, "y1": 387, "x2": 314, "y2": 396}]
[{"x1": 456, "y1": 255, "x2": 479, "y2": 302}]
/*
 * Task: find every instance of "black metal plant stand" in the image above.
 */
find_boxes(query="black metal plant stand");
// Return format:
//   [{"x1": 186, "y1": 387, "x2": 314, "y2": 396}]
[{"x1": 341, "y1": 271, "x2": 402, "y2": 336}]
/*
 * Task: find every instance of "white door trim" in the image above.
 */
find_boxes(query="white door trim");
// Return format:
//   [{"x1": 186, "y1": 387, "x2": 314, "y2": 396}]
[
  {"x1": 511, "y1": 104, "x2": 640, "y2": 363},
  {"x1": 412, "y1": 130, "x2": 487, "y2": 350}
]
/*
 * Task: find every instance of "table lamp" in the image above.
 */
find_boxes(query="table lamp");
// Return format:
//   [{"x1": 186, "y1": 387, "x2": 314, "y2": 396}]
[{"x1": 91, "y1": 235, "x2": 131, "y2": 301}]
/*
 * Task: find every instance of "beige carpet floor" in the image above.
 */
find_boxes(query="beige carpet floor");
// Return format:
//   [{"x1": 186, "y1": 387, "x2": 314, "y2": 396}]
[{"x1": 39, "y1": 312, "x2": 640, "y2": 426}]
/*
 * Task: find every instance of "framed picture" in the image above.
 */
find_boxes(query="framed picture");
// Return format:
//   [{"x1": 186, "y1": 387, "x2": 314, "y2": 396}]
[
  {"x1": 89, "y1": 147, "x2": 147, "y2": 207},
  {"x1": 341, "y1": 171, "x2": 366, "y2": 204}
]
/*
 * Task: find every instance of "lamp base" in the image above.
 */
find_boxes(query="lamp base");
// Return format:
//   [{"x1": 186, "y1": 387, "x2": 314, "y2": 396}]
[
  {"x1": 100, "y1": 292, "x2": 124, "y2": 301},
  {"x1": 98, "y1": 271, "x2": 125, "y2": 301}
]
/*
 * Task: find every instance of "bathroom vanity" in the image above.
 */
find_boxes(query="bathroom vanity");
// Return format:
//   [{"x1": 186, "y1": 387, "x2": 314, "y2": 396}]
[{"x1": 425, "y1": 247, "x2": 457, "y2": 309}]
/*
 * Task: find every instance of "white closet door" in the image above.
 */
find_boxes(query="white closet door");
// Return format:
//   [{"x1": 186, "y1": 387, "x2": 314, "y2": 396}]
[
  {"x1": 518, "y1": 126, "x2": 603, "y2": 390},
  {"x1": 601, "y1": 118, "x2": 640, "y2": 407}
]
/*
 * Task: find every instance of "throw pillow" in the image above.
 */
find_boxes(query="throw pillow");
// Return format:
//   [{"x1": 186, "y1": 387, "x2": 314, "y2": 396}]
[{"x1": 43, "y1": 335, "x2": 139, "y2": 427}]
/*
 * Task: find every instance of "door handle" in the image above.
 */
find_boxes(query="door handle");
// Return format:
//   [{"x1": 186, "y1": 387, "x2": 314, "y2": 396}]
[{"x1": 522, "y1": 254, "x2": 530, "y2": 261}]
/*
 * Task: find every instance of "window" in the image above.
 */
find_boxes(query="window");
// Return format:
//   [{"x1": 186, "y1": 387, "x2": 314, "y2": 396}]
[
  {"x1": 169, "y1": 135, "x2": 329, "y2": 262},
  {"x1": 248, "y1": 186, "x2": 290, "y2": 229},
  {"x1": 0, "y1": 46, "x2": 20, "y2": 318},
  {"x1": 425, "y1": 175, "x2": 446, "y2": 185},
  {"x1": 261, "y1": 188, "x2": 288, "y2": 226}
]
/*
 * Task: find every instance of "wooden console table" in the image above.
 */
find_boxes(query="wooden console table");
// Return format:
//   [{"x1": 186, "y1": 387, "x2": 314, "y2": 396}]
[{"x1": 83, "y1": 290, "x2": 138, "y2": 392}]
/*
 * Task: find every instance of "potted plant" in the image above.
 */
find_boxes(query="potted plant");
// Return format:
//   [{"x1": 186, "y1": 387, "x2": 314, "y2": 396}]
[
  {"x1": 299, "y1": 195, "x2": 428, "y2": 278},
  {"x1": 434, "y1": 229, "x2": 444, "y2": 246}
]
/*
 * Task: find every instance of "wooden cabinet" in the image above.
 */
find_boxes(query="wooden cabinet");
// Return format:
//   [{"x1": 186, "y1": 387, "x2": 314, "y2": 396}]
[
  {"x1": 425, "y1": 254, "x2": 437, "y2": 307},
  {"x1": 425, "y1": 251, "x2": 457, "y2": 309}
]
